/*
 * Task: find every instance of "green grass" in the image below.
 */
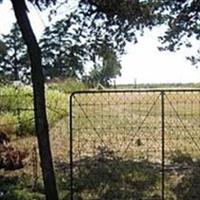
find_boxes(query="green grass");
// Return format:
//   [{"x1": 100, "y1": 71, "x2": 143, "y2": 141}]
[
  {"x1": 0, "y1": 85, "x2": 68, "y2": 135},
  {"x1": 46, "y1": 78, "x2": 88, "y2": 93},
  {"x1": 0, "y1": 175, "x2": 45, "y2": 200}
]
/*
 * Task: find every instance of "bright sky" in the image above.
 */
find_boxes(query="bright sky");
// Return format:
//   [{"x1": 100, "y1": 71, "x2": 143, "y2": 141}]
[
  {"x1": 119, "y1": 29, "x2": 200, "y2": 84},
  {"x1": 0, "y1": 1, "x2": 200, "y2": 84}
]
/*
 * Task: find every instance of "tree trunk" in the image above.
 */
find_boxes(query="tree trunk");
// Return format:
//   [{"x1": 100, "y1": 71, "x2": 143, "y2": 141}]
[
  {"x1": 13, "y1": 42, "x2": 18, "y2": 81},
  {"x1": 10, "y1": 1, "x2": 59, "y2": 200}
]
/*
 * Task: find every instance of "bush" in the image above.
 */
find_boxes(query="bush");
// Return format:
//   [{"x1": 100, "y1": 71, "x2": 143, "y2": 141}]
[
  {"x1": 0, "y1": 86, "x2": 33, "y2": 135},
  {"x1": 0, "y1": 86, "x2": 32, "y2": 111},
  {"x1": 46, "y1": 89, "x2": 67, "y2": 127},
  {"x1": 2, "y1": 188, "x2": 44, "y2": 200},
  {"x1": 0, "y1": 131, "x2": 28, "y2": 170},
  {"x1": 0, "y1": 85, "x2": 68, "y2": 135},
  {"x1": 0, "y1": 114, "x2": 18, "y2": 135},
  {"x1": 47, "y1": 78, "x2": 88, "y2": 93},
  {"x1": 16, "y1": 111, "x2": 35, "y2": 135}
]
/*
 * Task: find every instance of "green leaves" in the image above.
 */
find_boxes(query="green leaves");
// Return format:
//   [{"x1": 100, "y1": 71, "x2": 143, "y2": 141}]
[
  {"x1": 0, "y1": 40, "x2": 6, "y2": 56},
  {"x1": 28, "y1": 0, "x2": 57, "y2": 10},
  {"x1": 0, "y1": 23, "x2": 29, "y2": 82},
  {"x1": 40, "y1": 16, "x2": 87, "y2": 79},
  {"x1": 89, "y1": 45, "x2": 122, "y2": 86},
  {"x1": 157, "y1": 0, "x2": 200, "y2": 66}
]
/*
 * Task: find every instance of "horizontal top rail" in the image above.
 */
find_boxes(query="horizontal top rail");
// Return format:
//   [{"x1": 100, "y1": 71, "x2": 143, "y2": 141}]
[
  {"x1": 0, "y1": 94, "x2": 32, "y2": 97},
  {"x1": 70, "y1": 88, "x2": 200, "y2": 96}
]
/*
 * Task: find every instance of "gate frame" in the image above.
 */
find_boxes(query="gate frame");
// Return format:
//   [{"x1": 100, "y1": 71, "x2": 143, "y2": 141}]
[{"x1": 69, "y1": 88, "x2": 200, "y2": 200}]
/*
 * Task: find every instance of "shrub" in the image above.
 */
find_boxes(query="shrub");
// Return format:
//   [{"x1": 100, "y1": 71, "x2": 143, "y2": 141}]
[
  {"x1": 2, "y1": 188, "x2": 44, "y2": 200},
  {"x1": 0, "y1": 132, "x2": 28, "y2": 170},
  {"x1": 0, "y1": 86, "x2": 32, "y2": 112},
  {"x1": 0, "y1": 114, "x2": 18, "y2": 135},
  {"x1": 47, "y1": 78, "x2": 88, "y2": 93},
  {"x1": 46, "y1": 89, "x2": 67, "y2": 127},
  {"x1": 16, "y1": 111, "x2": 35, "y2": 136},
  {"x1": 0, "y1": 176, "x2": 44, "y2": 200},
  {"x1": 0, "y1": 85, "x2": 68, "y2": 135}
]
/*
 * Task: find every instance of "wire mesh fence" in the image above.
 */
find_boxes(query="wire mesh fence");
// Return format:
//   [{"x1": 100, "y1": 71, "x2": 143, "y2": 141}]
[
  {"x1": 0, "y1": 93, "x2": 35, "y2": 136},
  {"x1": 69, "y1": 89, "x2": 200, "y2": 200}
]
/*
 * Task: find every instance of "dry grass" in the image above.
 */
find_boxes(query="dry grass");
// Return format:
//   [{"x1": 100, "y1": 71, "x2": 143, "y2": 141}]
[
  {"x1": 0, "y1": 119, "x2": 68, "y2": 183},
  {"x1": 71, "y1": 91, "x2": 200, "y2": 163}
]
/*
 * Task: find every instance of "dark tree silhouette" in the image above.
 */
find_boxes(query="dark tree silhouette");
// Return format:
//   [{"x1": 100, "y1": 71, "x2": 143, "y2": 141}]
[
  {"x1": 158, "y1": 1, "x2": 200, "y2": 66},
  {"x1": 7, "y1": 0, "x2": 59, "y2": 199},
  {"x1": 40, "y1": 20, "x2": 86, "y2": 79},
  {"x1": 89, "y1": 45, "x2": 122, "y2": 86},
  {"x1": 0, "y1": 23, "x2": 28, "y2": 81}
]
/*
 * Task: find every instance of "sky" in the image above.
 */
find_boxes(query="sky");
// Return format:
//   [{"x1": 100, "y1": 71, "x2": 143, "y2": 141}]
[
  {"x1": 0, "y1": 1, "x2": 200, "y2": 85},
  {"x1": 119, "y1": 30, "x2": 200, "y2": 84}
]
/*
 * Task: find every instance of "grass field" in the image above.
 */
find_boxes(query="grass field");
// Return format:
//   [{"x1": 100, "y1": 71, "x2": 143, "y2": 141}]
[
  {"x1": 71, "y1": 90, "x2": 200, "y2": 160},
  {"x1": 68, "y1": 90, "x2": 200, "y2": 200}
]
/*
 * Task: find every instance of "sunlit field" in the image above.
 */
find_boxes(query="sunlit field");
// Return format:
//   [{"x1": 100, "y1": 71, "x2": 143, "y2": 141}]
[
  {"x1": 69, "y1": 90, "x2": 200, "y2": 200},
  {"x1": 71, "y1": 90, "x2": 200, "y2": 161}
]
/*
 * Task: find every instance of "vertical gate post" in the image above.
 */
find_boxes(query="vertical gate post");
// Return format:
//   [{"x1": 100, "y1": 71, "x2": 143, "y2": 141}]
[
  {"x1": 161, "y1": 91, "x2": 165, "y2": 200},
  {"x1": 69, "y1": 93, "x2": 74, "y2": 200},
  {"x1": 17, "y1": 108, "x2": 23, "y2": 136}
]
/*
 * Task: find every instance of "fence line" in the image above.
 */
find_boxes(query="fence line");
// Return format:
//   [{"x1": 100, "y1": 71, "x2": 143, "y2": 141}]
[{"x1": 69, "y1": 89, "x2": 200, "y2": 200}]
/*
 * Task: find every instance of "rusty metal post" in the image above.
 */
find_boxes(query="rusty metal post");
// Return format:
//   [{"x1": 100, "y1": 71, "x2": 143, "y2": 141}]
[
  {"x1": 161, "y1": 91, "x2": 165, "y2": 200},
  {"x1": 69, "y1": 93, "x2": 74, "y2": 200}
]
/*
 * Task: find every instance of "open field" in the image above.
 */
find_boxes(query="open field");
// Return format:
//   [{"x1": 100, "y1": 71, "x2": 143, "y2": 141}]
[
  {"x1": 71, "y1": 90, "x2": 200, "y2": 160},
  {"x1": 70, "y1": 90, "x2": 200, "y2": 199}
]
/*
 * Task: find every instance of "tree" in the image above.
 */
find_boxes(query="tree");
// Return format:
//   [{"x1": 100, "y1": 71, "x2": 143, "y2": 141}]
[
  {"x1": 158, "y1": 1, "x2": 200, "y2": 67},
  {"x1": 0, "y1": 23, "x2": 29, "y2": 81},
  {"x1": 42, "y1": 0, "x2": 161, "y2": 84},
  {"x1": 40, "y1": 18, "x2": 86, "y2": 79},
  {"x1": 0, "y1": 40, "x2": 7, "y2": 81},
  {"x1": 7, "y1": 0, "x2": 59, "y2": 199},
  {"x1": 0, "y1": 40, "x2": 6, "y2": 70},
  {"x1": 60, "y1": 0, "x2": 164, "y2": 87},
  {"x1": 89, "y1": 45, "x2": 121, "y2": 86},
  {"x1": 0, "y1": 40, "x2": 6, "y2": 55},
  {"x1": 40, "y1": 12, "x2": 125, "y2": 83},
  {"x1": 66, "y1": 0, "x2": 162, "y2": 56}
]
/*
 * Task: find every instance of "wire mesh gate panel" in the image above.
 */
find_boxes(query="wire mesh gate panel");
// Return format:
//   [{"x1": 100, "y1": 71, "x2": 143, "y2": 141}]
[{"x1": 69, "y1": 89, "x2": 200, "y2": 200}]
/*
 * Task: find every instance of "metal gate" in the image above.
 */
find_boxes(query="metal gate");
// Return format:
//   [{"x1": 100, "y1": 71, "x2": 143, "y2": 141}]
[{"x1": 69, "y1": 89, "x2": 200, "y2": 200}]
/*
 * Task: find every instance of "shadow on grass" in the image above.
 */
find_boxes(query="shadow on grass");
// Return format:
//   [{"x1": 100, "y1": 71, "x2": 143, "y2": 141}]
[
  {"x1": 0, "y1": 175, "x2": 44, "y2": 200},
  {"x1": 170, "y1": 151, "x2": 200, "y2": 200},
  {"x1": 56, "y1": 146, "x2": 162, "y2": 200},
  {"x1": 0, "y1": 176, "x2": 18, "y2": 196}
]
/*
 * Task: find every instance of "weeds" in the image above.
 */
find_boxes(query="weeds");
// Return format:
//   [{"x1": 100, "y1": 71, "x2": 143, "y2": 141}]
[
  {"x1": 0, "y1": 131, "x2": 28, "y2": 170},
  {"x1": 0, "y1": 176, "x2": 45, "y2": 200},
  {"x1": 47, "y1": 78, "x2": 87, "y2": 93},
  {"x1": 0, "y1": 85, "x2": 67, "y2": 135}
]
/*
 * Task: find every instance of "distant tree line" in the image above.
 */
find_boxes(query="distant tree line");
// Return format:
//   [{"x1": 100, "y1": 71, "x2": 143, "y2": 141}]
[
  {"x1": 0, "y1": 24, "x2": 30, "y2": 83},
  {"x1": 0, "y1": 20, "x2": 122, "y2": 87}
]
